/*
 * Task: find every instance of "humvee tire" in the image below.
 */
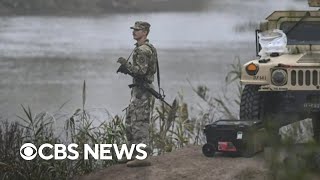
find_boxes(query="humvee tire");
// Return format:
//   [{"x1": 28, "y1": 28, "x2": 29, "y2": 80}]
[
  {"x1": 312, "y1": 116, "x2": 320, "y2": 143},
  {"x1": 241, "y1": 147, "x2": 254, "y2": 158},
  {"x1": 240, "y1": 85, "x2": 262, "y2": 120},
  {"x1": 240, "y1": 87, "x2": 281, "y2": 146},
  {"x1": 315, "y1": 152, "x2": 320, "y2": 170},
  {"x1": 241, "y1": 138, "x2": 255, "y2": 158}
]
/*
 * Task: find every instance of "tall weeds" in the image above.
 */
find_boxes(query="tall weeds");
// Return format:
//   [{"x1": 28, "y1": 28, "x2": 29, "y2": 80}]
[
  {"x1": 0, "y1": 79, "x2": 212, "y2": 179},
  {"x1": 0, "y1": 81, "x2": 126, "y2": 180},
  {"x1": 0, "y1": 58, "x2": 245, "y2": 179},
  {"x1": 2, "y1": 59, "x2": 318, "y2": 179}
]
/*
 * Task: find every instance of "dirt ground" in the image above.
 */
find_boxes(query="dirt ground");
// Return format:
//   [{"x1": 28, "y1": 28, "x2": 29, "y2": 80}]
[{"x1": 79, "y1": 145, "x2": 268, "y2": 180}]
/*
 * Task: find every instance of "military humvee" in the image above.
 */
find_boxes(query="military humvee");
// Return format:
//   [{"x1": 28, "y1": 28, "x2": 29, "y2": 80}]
[{"x1": 240, "y1": 0, "x2": 320, "y2": 142}]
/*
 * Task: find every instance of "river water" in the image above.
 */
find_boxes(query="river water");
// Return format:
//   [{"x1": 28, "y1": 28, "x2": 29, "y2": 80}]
[{"x1": 0, "y1": 0, "x2": 309, "y2": 121}]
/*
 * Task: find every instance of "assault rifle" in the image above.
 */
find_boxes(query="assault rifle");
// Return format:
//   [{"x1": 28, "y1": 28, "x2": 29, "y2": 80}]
[{"x1": 117, "y1": 64, "x2": 172, "y2": 108}]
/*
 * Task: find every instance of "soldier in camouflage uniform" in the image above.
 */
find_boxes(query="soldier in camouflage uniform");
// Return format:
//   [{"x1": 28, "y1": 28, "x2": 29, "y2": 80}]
[{"x1": 117, "y1": 21, "x2": 157, "y2": 167}]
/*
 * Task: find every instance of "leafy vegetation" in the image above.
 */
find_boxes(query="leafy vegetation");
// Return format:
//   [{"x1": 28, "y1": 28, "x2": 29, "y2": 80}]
[
  {"x1": 1, "y1": 58, "x2": 319, "y2": 179},
  {"x1": 0, "y1": 57, "x2": 242, "y2": 180}
]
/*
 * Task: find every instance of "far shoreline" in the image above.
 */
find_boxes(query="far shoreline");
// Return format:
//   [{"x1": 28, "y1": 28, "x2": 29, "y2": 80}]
[
  {"x1": 0, "y1": 1, "x2": 210, "y2": 17},
  {"x1": 0, "y1": 9, "x2": 210, "y2": 17}
]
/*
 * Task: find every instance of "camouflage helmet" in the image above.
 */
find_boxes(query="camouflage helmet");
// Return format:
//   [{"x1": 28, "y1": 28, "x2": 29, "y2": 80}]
[{"x1": 130, "y1": 21, "x2": 151, "y2": 31}]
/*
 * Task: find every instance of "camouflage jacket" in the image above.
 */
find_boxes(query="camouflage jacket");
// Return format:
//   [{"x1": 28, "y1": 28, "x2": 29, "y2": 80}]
[{"x1": 124, "y1": 39, "x2": 158, "y2": 84}]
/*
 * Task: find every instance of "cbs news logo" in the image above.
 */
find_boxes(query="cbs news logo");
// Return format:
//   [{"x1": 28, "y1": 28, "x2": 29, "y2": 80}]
[{"x1": 20, "y1": 143, "x2": 148, "y2": 160}]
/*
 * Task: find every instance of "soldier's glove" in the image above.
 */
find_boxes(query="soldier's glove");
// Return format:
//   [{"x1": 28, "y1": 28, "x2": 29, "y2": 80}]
[{"x1": 117, "y1": 57, "x2": 127, "y2": 65}]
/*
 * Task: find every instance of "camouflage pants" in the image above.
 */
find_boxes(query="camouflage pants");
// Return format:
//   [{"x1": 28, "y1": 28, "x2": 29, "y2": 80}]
[{"x1": 125, "y1": 86, "x2": 154, "y2": 153}]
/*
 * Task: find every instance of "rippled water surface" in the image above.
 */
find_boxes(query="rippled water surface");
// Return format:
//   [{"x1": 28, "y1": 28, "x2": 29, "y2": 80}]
[{"x1": 0, "y1": 0, "x2": 309, "y2": 120}]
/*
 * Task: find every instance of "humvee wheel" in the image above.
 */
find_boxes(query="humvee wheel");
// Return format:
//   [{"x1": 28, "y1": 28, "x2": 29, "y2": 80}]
[
  {"x1": 202, "y1": 143, "x2": 216, "y2": 157},
  {"x1": 240, "y1": 85, "x2": 262, "y2": 120},
  {"x1": 241, "y1": 146, "x2": 254, "y2": 158},
  {"x1": 241, "y1": 134, "x2": 255, "y2": 158},
  {"x1": 312, "y1": 116, "x2": 320, "y2": 143},
  {"x1": 315, "y1": 152, "x2": 320, "y2": 170}
]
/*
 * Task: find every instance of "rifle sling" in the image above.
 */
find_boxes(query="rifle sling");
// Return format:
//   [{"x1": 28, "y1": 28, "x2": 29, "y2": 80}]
[{"x1": 156, "y1": 57, "x2": 161, "y2": 94}]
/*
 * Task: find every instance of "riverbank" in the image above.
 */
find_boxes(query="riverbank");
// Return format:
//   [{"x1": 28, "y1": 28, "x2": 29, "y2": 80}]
[
  {"x1": 0, "y1": 0, "x2": 210, "y2": 16},
  {"x1": 78, "y1": 146, "x2": 268, "y2": 180},
  {"x1": 78, "y1": 145, "x2": 320, "y2": 180}
]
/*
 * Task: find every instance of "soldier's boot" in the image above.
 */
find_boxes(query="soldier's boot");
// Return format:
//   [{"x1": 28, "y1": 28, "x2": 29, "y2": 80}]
[
  {"x1": 126, "y1": 158, "x2": 151, "y2": 167},
  {"x1": 126, "y1": 147, "x2": 151, "y2": 167},
  {"x1": 117, "y1": 147, "x2": 136, "y2": 164},
  {"x1": 117, "y1": 156, "x2": 134, "y2": 164}
]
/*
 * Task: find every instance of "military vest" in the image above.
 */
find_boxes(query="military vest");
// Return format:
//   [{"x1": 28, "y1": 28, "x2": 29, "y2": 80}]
[{"x1": 132, "y1": 41, "x2": 158, "y2": 83}]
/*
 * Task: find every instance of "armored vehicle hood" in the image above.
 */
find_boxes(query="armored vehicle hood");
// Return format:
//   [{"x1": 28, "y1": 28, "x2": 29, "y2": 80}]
[{"x1": 247, "y1": 52, "x2": 320, "y2": 68}]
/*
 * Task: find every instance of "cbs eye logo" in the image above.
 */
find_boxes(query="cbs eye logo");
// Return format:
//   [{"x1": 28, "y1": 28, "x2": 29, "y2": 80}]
[{"x1": 20, "y1": 143, "x2": 37, "y2": 160}]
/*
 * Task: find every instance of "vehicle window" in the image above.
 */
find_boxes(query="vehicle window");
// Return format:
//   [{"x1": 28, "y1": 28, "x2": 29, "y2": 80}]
[{"x1": 280, "y1": 21, "x2": 320, "y2": 45}]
